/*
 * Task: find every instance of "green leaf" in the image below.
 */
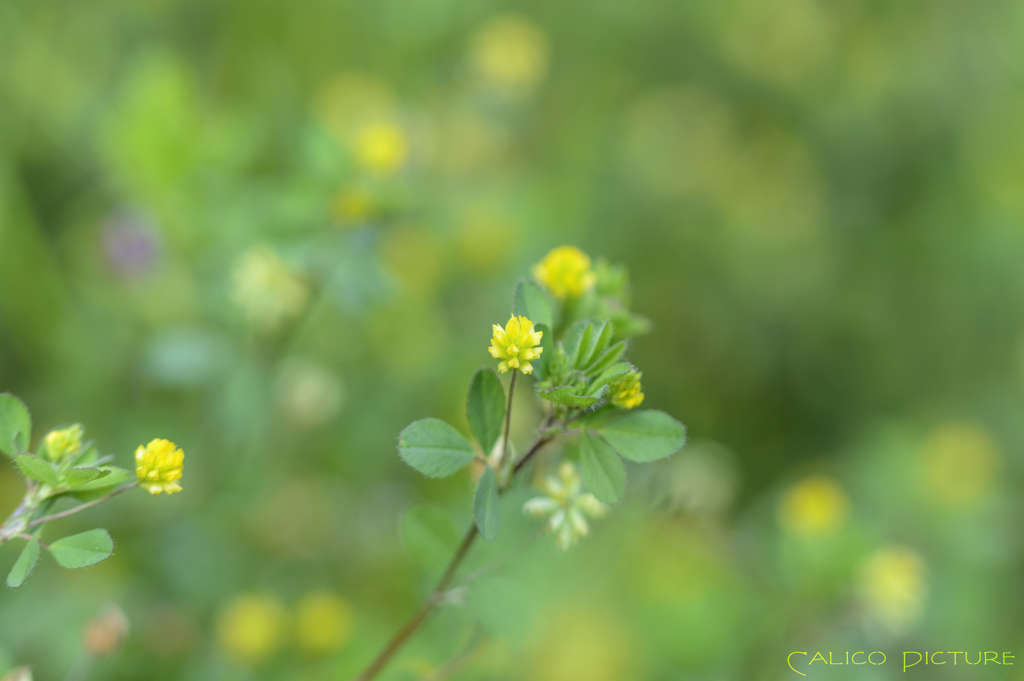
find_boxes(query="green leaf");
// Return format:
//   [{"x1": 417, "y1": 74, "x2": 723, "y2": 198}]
[
  {"x1": 70, "y1": 467, "x2": 132, "y2": 494},
  {"x1": 588, "y1": 362, "x2": 634, "y2": 394},
  {"x1": 587, "y1": 340, "x2": 626, "y2": 377},
  {"x1": 61, "y1": 468, "x2": 111, "y2": 489},
  {"x1": 580, "y1": 321, "x2": 613, "y2": 370},
  {"x1": 400, "y1": 504, "x2": 460, "y2": 570},
  {"x1": 13, "y1": 454, "x2": 59, "y2": 487},
  {"x1": 599, "y1": 410, "x2": 687, "y2": 462},
  {"x1": 474, "y1": 466, "x2": 501, "y2": 542},
  {"x1": 512, "y1": 278, "x2": 553, "y2": 329},
  {"x1": 562, "y1": 321, "x2": 589, "y2": 365},
  {"x1": 536, "y1": 385, "x2": 604, "y2": 409},
  {"x1": 579, "y1": 432, "x2": 626, "y2": 503},
  {"x1": 6, "y1": 537, "x2": 40, "y2": 588},
  {"x1": 48, "y1": 529, "x2": 114, "y2": 569},
  {"x1": 398, "y1": 419, "x2": 476, "y2": 478},
  {"x1": 532, "y1": 323, "x2": 553, "y2": 382},
  {"x1": 467, "y1": 368, "x2": 505, "y2": 455},
  {"x1": 570, "y1": 323, "x2": 594, "y2": 369},
  {"x1": 0, "y1": 394, "x2": 31, "y2": 458}
]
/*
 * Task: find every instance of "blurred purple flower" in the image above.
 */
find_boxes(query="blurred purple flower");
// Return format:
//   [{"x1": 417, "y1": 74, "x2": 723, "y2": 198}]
[{"x1": 102, "y1": 209, "x2": 160, "y2": 279}]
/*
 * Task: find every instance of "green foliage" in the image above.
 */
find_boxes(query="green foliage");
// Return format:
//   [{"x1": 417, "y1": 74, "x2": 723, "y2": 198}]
[
  {"x1": 537, "y1": 384, "x2": 605, "y2": 409},
  {"x1": 47, "y1": 529, "x2": 114, "y2": 569},
  {"x1": 13, "y1": 454, "x2": 58, "y2": 487},
  {"x1": 397, "y1": 419, "x2": 476, "y2": 478},
  {"x1": 0, "y1": 394, "x2": 31, "y2": 458},
  {"x1": 60, "y1": 468, "x2": 111, "y2": 488},
  {"x1": 467, "y1": 368, "x2": 505, "y2": 455},
  {"x1": 474, "y1": 467, "x2": 501, "y2": 542},
  {"x1": 599, "y1": 410, "x2": 687, "y2": 462},
  {"x1": 579, "y1": 432, "x2": 627, "y2": 503},
  {"x1": 6, "y1": 538, "x2": 40, "y2": 588},
  {"x1": 512, "y1": 278, "x2": 554, "y2": 330}
]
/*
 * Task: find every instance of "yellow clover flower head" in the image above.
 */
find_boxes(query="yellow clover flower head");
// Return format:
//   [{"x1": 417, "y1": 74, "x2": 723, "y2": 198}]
[
  {"x1": 295, "y1": 591, "x2": 355, "y2": 655},
  {"x1": 216, "y1": 594, "x2": 286, "y2": 666},
  {"x1": 488, "y1": 315, "x2": 544, "y2": 374},
  {"x1": 524, "y1": 462, "x2": 608, "y2": 550},
  {"x1": 354, "y1": 121, "x2": 409, "y2": 176},
  {"x1": 532, "y1": 245, "x2": 598, "y2": 299},
  {"x1": 778, "y1": 474, "x2": 849, "y2": 539},
  {"x1": 859, "y1": 546, "x2": 927, "y2": 634},
  {"x1": 135, "y1": 438, "x2": 184, "y2": 495},
  {"x1": 610, "y1": 371, "x2": 645, "y2": 409},
  {"x1": 44, "y1": 424, "x2": 84, "y2": 462}
]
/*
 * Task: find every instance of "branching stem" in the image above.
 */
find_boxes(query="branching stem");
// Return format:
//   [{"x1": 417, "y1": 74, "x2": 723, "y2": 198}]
[{"x1": 27, "y1": 483, "x2": 138, "y2": 528}]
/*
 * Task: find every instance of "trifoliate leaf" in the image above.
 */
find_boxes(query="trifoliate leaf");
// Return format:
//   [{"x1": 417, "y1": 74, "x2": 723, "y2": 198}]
[
  {"x1": 398, "y1": 419, "x2": 476, "y2": 478},
  {"x1": 512, "y1": 278, "x2": 553, "y2": 330},
  {"x1": 0, "y1": 394, "x2": 31, "y2": 458},
  {"x1": 48, "y1": 529, "x2": 114, "y2": 569},
  {"x1": 579, "y1": 432, "x2": 626, "y2": 503},
  {"x1": 13, "y1": 454, "x2": 59, "y2": 487},
  {"x1": 579, "y1": 320, "x2": 613, "y2": 370},
  {"x1": 599, "y1": 410, "x2": 687, "y2": 462},
  {"x1": 467, "y1": 368, "x2": 505, "y2": 455},
  {"x1": 474, "y1": 466, "x2": 501, "y2": 542},
  {"x1": 588, "y1": 362, "x2": 634, "y2": 394},
  {"x1": 6, "y1": 537, "x2": 40, "y2": 588}
]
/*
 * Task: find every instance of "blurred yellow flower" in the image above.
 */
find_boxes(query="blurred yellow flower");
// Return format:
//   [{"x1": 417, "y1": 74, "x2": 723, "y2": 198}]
[
  {"x1": 919, "y1": 422, "x2": 998, "y2": 506},
  {"x1": 135, "y1": 438, "x2": 184, "y2": 495},
  {"x1": 610, "y1": 371, "x2": 644, "y2": 409},
  {"x1": 778, "y1": 475, "x2": 849, "y2": 538},
  {"x1": 295, "y1": 591, "x2": 355, "y2": 655},
  {"x1": 469, "y1": 15, "x2": 549, "y2": 95},
  {"x1": 354, "y1": 122, "x2": 409, "y2": 176},
  {"x1": 528, "y1": 605, "x2": 634, "y2": 681},
  {"x1": 532, "y1": 246, "x2": 597, "y2": 299},
  {"x1": 216, "y1": 594, "x2": 286, "y2": 666},
  {"x1": 859, "y1": 546, "x2": 926, "y2": 634},
  {"x1": 231, "y1": 246, "x2": 309, "y2": 332},
  {"x1": 43, "y1": 424, "x2": 83, "y2": 462},
  {"x1": 524, "y1": 462, "x2": 608, "y2": 550},
  {"x1": 489, "y1": 315, "x2": 544, "y2": 374}
]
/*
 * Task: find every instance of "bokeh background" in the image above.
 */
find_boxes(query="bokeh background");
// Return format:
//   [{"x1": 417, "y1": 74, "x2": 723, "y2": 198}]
[{"x1": 3, "y1": 0, "x2": 1024, "y2": 679}]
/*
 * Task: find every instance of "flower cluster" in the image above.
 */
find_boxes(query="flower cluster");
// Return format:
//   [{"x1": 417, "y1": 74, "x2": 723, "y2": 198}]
[
  {"x1": 524, "y1": 462, "x2": 608, "y2": 550},
  {"x1": 43, "y1": 424, "x2": 84, "y2": 462},
  {"x1": 488, "y1": 315, "x2": 544, "y2": 374},
  {"x1": 610, "y1": 371, "x2": 645, "y2": 409},
  {"x1": 532, "y1": 245, "x2": 597, "y2": 299},
  {"x1": 135, "y1": 438, "x2": 185, "y2": 495}
]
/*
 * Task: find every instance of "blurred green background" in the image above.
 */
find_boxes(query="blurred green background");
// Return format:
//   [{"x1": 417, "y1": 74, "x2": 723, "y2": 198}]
[{"x1": 3, "y1": 0, "x2": 1024, "y2": 678}]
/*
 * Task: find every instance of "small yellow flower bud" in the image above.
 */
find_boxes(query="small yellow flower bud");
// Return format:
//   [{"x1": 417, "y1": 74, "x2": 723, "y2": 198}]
[
  {"x1": 531, "y1": 245, "x2": 597, "y2": 299},
  {"x1": 610, "y1": 371, "x2": 645, "y2": 409},
  {"x1": 488, "y1": 315, "x2": 544, "y2": 374},
  {"x1": 135, "y1": 439, "x2": 184, "y2": 495},
  {"x1": 43, "y1": 424, "x2": 84, "y2": 462}
]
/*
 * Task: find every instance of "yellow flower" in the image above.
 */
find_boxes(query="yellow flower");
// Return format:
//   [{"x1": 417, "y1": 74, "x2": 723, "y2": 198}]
[
  {"x1": 231, "y1": 246, "x2": 309, "y2": 331},
  {"x1": 354, "y1": 122, "x2": 409, "y2": 176},
  {"x1": 43, "y1": 424, "x2": 84, "y2": 462},
  {"x1": 610, "y1": 371, "x2": 644, "y2": 409},
  {"x1": 919, "y1": 422, "x2": 998, "y2": 507},
  {"x1": 469, "y1": 15, "x2": 549, "y2": 95},
  {"x1": 488, "y1": 315, "x2": 543, "y2": 374},
  {"x1": 778, "y1": 474, "x2": 849, "y2": 538},
  {"x1": 135, "y1": 438, "x2": 184, "y2": 495},
  {"x1": 524, "y1": 462, "x2": 608, "y2": 550},
  {"x1": 295, "y1": 591, "x2": 355, "y2": 655},
  {"x1": 532, "y1": 246, "x2": 597, "y2": 299},
  {"x1": 216, "y1": 594, "x2": 286, "y2": 666},
  {"x1": 859, "y1": 546, "x2": 927, "y2": 634}
]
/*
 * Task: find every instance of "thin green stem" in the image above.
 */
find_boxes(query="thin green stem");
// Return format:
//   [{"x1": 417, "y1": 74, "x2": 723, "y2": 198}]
[
  {"x1": 27, "y1": 483, "x2": 137, "y2": 528},
  {"x1": 499, "y1": 369, "x2": 517, "y2": 467}
]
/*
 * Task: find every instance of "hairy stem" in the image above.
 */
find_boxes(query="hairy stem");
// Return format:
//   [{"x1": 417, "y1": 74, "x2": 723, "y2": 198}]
[
  {"x1": 352, "y1": 431, "x2": 555, "y2": 681},
  {"x1": 27, "y1": 483, "x2": 137, "y2": 528}
]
